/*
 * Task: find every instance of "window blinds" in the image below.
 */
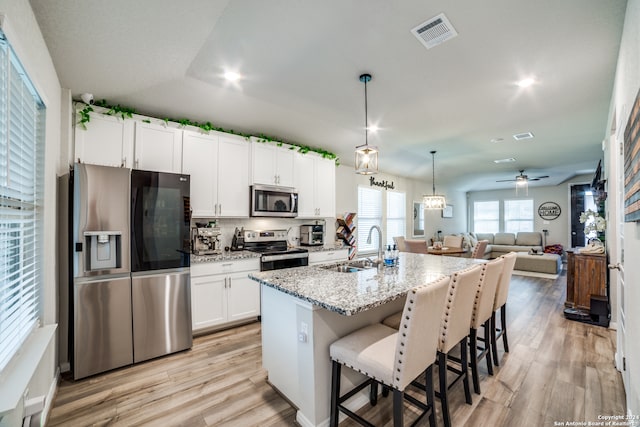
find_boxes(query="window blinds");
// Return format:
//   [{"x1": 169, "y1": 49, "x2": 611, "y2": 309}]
[
  {"x1": 0, "y1": 32, "x2": 45, "y2": 373},
  {"x1": 357, "y1": 186, "x2": 382, "y2": 253}
]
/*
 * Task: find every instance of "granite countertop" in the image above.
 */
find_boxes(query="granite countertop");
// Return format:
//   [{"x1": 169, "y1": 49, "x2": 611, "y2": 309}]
[
  {"x1": 191, "y1": 250, "x2": 261, "y2": 264},
  {"x1": 249, "y1": 253, "x2": 486, "y2": 316}
]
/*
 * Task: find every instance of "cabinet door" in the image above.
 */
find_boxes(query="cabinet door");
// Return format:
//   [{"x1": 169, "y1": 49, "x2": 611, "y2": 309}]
[
  {"x1": 191, "y1": 275, "x2": 227, "y2": 331},
  {"x1": 227, "y1": 271, "x2": 261, "y2": 321},
  {"x1": 275, "y1": 148, "x2": 295, "y2": 187},
  {"x1": 252, "y1": 142, "x2": 278, "y2": 185},
  {"x1": 217, "y1": 134, "x2": 250, "y2": 217},
  {"x1": 182, "y1": 131, "x2": 217, "y2": 217},
  {"x1": 294, "y1": 153, "x2": 316, "y2": 217},
  {"x1": 134, "y1": 122, "x2": 183, "y2": 173},
  {"x1": 74, "y1": 111, "x2": 134, "y2": 168},
  {"x1": 314, "y1": 157, "x2": 336, "y2": 218}
]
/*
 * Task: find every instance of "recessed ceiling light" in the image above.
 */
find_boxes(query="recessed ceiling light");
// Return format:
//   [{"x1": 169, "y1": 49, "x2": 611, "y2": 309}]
[
  {"x1": 516, "y1": 77, "x2": 535, "y2": 88},
  {"x1": 224, "y1": 71, "x2": 241, "y2": 82},
  {"x1": 494, "y1": 158, "x2": 516, "y2": 164},
  {"x1": 367, "y1": 125, "x2": 379, "y2": 133}
]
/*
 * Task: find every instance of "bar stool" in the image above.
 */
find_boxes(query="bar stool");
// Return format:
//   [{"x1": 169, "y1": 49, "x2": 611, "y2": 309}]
[
  {"x1": 329, "y1": 276, "x2": 450, "y2": 427},
  {"x1": 434, "y1": 265, "x2": 482, "y2": 427},
  {"x1": 469, "y1": 257, "x2": 504, "y2": 394},
  {"x1": 491, "y1": 252, "x2": 517, "y2": 366},
  {"x1": 383, "y1": 265, "x2": 482, "y2": 427}
]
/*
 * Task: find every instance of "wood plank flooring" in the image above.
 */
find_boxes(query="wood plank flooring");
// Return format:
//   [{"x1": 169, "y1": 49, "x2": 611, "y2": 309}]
[{"x1": 48, "y1": 271, "x2": 626, "y2": 426}]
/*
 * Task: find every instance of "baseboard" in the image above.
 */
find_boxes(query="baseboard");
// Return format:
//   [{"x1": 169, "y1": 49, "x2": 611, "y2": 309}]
[{"x1": 40, "y1": 367, "x2": 59, "y2": 426}]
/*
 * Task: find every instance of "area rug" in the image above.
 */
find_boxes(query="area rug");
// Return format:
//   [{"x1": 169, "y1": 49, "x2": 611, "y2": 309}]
[{"x1": 512, "y1": 269, "x2": 559, "y2": 280}]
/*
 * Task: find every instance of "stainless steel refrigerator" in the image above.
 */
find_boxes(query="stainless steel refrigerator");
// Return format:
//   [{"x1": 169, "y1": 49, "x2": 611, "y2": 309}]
[{"x1": 61, "y1": 163, "x2": 192, "y2": 380}]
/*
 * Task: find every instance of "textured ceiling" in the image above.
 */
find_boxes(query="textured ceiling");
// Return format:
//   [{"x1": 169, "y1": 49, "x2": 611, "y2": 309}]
[{"x1": 29, "y1": 0, "x2": 628, "y2": 191}]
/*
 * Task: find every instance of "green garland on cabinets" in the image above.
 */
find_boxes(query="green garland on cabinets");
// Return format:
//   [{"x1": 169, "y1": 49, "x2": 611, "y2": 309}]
[{"x1": 78, "y1": 100, "x2": 339, "y2": 164}]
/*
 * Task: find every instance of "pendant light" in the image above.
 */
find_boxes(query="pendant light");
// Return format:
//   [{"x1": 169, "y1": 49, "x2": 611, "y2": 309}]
[
  {"x1": 355, "y1": 73, "x2": 378, "y2": 175},
  {"x1": 423, "y1": 150, "x2": 446, "y2": 209}
]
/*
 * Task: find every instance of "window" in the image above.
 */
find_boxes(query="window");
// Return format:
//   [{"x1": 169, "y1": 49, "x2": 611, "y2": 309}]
[
  {"x1": 386, "y1": 191, "x2": 406, "y2": 247},
  {"x1": 504, "y1": 199, "x2": 533, "y2": 233},
  {"x1": 473, "y1": 201, "x2": 499, "y2": 233},
  {"x1": 0, "y1": 32, "x2": 45, "y2": 372},
  {"x1": 357, "y1": 187, "x2": 382, "y2": 253}
]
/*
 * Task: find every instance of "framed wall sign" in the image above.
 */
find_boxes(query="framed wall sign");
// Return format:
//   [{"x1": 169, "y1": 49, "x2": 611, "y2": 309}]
[
  {"x1": 538, "y1": 201, "x2": 561, "y2": 220},
  {"x1": 442, "y1": 205, "x2": 453, "y2": 218}
]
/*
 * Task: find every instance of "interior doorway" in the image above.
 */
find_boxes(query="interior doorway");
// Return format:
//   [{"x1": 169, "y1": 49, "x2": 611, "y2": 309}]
[{"x1": 570, "y1": 183, "x2": 597, "y2": 248}]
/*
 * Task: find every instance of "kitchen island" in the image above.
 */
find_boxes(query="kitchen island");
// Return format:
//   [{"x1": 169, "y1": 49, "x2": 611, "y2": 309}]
[{"x1": 249, "y1": 252, "x2": 485, "y2": 427}]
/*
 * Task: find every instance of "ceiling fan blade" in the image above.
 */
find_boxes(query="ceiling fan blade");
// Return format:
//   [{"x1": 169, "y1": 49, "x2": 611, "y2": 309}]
[
  {"x1": 535, "y1": 175, "x2": 549, "y2": 179},
  {"x1": 496, "y1": 179, "x2": 517, "y2": 182}
]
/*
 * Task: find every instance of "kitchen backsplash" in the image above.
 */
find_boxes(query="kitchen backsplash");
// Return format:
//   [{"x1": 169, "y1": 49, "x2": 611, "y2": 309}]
[{"x1": 191, "y1": 217, "x2": 339, "y2": 250}]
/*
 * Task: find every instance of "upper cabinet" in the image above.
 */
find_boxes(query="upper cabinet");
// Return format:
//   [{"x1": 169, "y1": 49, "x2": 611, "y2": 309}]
[
  {"x1": 251, "y1": 139, "x2": 295, "y2": 187},
  {"x1": 182, "y1": 131, "x2": 250, "y2": 218},
  {"x1": 74, "y1": 109, "x2": 134, "y2": 168},
  {"x1": 294, "y1": 153, "x2": 336, "y2": 218},
  {"x1": 133, "y1": 122, "x2": 183, "y2": 173}
]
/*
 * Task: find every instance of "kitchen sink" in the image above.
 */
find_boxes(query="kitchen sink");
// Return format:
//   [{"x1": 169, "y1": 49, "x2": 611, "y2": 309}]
[{"x1": 321, "y1": 259, "x2": 377, "y2": 273}]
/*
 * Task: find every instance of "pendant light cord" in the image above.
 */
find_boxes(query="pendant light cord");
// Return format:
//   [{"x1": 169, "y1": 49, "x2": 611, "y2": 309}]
[
  {"x1": 431, "y1": 150, "x2": 436, "y2": 195},
  {"x1": 364, "y1": 78, "x2": 368, "y2": 147}
]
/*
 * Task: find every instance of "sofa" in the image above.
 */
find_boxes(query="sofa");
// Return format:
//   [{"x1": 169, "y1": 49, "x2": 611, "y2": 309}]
[{"x1": 461, "y1": 232, "x2": 544, "y2": 259}]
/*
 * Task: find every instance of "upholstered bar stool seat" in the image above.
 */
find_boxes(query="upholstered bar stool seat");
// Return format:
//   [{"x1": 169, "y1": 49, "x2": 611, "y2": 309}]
[
  {"x1": 382, "y1": 265, "x2": 483, "y2": 427},
  {"x1": 330, "y1": 276, "x2": 450, "y2": 427},
  {"x1": 469, "y1": 257, "x2": 504, "y2": 394},
  {"x1": 491, "y1": 252, "x2": 517, "y2": 366}
]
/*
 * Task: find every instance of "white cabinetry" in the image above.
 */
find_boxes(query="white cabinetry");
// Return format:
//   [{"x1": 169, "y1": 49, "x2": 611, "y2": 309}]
[
  {"x1": 308, "y1": 249, "x2": 349, "y2": 266},
  {"x1": 295, "y1": 153, "x2": 336, "y2": 218},
  {"x1": 133, "y1": 122, "x2": 183, "y2": 173},
  {"x1": 190, "y1": 258, "x2": 260, "y2": 332},
  {"x1": 182, "y1": 131, "x2": 250, "y2": 217},
  {"x1": 74, "y1": 109, "x2": 134, "y2": 168},
  {"x1": 251, "y1": 140, "x2": 295, "y2": 187}
]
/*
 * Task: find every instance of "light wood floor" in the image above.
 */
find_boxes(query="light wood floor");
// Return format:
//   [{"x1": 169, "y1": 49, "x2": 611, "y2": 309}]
[{"x1": 49, "y1": 272, "x2": 625, "y2": 426}]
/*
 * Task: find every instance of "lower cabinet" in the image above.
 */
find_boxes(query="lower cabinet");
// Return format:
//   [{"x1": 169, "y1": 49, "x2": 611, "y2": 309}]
[
  {"x1": 191, "y1": 258, "x2": 260, "y2": 333},
  {"x1": 308, "y1": 249, "x2": 349, "y2": 265}
]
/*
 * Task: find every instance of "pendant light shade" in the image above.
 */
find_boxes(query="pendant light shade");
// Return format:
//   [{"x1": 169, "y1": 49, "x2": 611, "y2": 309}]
[
  {"x1": 355, "y1": 73, "x2": 378, "y2": 175},
  {"x1": 423, "y1": 150, "x2": 447, "y2": 209}
]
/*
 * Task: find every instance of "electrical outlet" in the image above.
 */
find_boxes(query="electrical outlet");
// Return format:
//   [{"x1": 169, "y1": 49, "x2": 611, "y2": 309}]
[
  {"x1": 300, "y1": 322, "x2": 308, "y2": 334},
  {"x1": 298, "y1": 332, "x2": 307, "y2": 343}
]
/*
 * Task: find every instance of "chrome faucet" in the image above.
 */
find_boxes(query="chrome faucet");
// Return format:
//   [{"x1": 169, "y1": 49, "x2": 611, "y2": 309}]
[{"x1": 366, "y1": 225, "x2": 383, "y2": 265}]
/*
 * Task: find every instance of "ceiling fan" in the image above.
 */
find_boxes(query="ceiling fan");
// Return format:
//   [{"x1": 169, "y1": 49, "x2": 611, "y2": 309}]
[{"x1": 496, "y1": 170, "x2": 549, "y2": 184}]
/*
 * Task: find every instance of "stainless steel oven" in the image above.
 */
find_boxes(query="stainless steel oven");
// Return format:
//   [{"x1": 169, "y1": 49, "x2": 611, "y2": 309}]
[
  {"x1": 250, "y1": 184, "x2": 298, "y2": 217},
  {"x1": 243, "y1": 229, "x2": 308, "y2": 271}
]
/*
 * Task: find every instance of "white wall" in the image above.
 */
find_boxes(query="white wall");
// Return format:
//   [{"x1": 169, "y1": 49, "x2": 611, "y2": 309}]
[
  {"x1": 608, "y1": 0, "x2": 640, "y2": 415},
  {"x1": 468, "y1": 174, "x2": 593, "y2": 250},
  {"x1": 0, "y1": 1, "x2": 61, "y2": 426}
]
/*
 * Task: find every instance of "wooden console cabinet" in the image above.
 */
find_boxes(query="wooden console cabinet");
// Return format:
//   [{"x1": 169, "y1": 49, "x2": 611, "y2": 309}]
[{"x1": 565, "y1": 249, "x2": 607, "y2": 310}]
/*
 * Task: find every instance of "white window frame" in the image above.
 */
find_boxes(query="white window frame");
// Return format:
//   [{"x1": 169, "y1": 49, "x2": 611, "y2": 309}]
[
  {"x1": 386, "y1": 191, "x2": 406, "y2": 247},
  {"x1": 357, "y1": 186, "x2": 382, "y2": 254},
  {"x1": 473, "y1": 200, "x2": 500, "y2": 233},
  {"x1": 504, "y1": 199, "x2": 534, "y2": 233},
  {"x1": 0, "y1": 31, "x2": 45, "y2": 373}
]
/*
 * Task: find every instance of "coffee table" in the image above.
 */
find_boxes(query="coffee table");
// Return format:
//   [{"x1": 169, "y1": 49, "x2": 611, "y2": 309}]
[{"x1": 427, "y1": 246, "x2": 468, "y2": 256}]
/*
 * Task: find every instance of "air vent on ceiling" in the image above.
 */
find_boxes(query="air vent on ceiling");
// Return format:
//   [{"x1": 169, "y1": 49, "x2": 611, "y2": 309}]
[
  {"x1": 411, "y1": 13, "x2": 458, "y2": 50},
  {"x1": 513, "y1": 132, "x2": 534, "y2": 141}
]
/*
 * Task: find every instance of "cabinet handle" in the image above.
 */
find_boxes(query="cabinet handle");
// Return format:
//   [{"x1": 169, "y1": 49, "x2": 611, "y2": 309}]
[
  {"x1": 222, "y1": 263, "x2": 233, "y2": 267},
  {"x1": 608, "y1": 263, "x2": 622, "y2": 271},
  {"x1": 228, "y1": 278, "x2": 231, "y2": 288}
]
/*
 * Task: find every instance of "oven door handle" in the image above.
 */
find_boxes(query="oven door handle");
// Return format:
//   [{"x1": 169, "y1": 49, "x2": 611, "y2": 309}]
[{"x1": 261, "y1": 253, "x2": 309, "y2": 263}]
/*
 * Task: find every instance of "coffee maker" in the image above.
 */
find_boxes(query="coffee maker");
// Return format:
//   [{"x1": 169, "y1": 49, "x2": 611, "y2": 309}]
[{"x1": 191, "y1": 227, "x2": 222, "y2": 255}]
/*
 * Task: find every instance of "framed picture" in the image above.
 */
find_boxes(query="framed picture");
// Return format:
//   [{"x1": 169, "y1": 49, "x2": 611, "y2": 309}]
[
  {"x1": 413, "y1": 201, "x2": 425, "y2": 236},
  {"x1": 442, "y1": 204, "x2": 453, "y2": 218}
]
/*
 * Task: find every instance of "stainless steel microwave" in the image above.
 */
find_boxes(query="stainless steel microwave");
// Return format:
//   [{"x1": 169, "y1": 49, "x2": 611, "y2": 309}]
[{"x1": 250, "y1": 184, "x2": 298, "y2": 217}]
